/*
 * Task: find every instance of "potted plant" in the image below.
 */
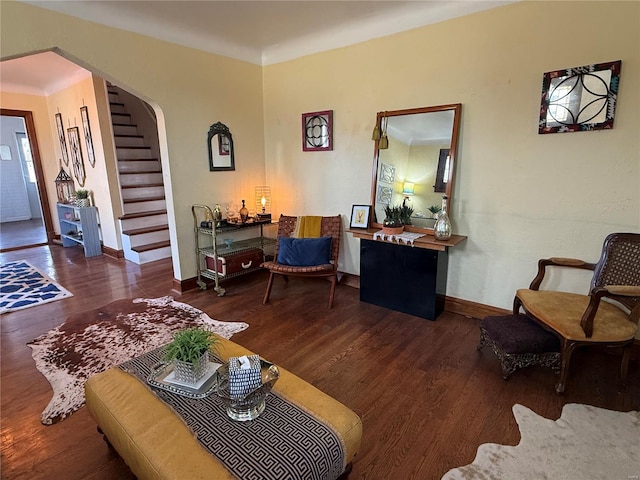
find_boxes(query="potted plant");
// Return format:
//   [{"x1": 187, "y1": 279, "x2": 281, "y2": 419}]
[
  {"x1": 400, "y1": 204, "x2": 414, "y2": 225},
  {"x1": 164, "y1": 327, "x2": 219, "y2": 385},
  {"x1": 75, "y1": 189, "x2": 91, "y2": 207},
  {"x1": 427, "y1": 205, "x2": 442, "y2": 219},
  {"x1": 382, "y1": 205, "x2": 404, "y2": 235}
]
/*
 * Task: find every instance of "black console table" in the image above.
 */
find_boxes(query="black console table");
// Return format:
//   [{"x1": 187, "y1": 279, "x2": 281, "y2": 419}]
[{"x1": 349, "y1": 230, "x2": 466, "y2": 320}]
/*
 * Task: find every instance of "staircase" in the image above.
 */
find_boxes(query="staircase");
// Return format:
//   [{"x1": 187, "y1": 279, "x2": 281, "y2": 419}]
[{"x1": 108, "y1": 86, "x2": 171, "y2": 264}]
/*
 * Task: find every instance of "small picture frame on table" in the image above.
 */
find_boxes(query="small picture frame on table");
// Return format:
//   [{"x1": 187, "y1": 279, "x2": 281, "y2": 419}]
[{"x1": 350, "y1": 205, "x2": 371, "y2": 229}]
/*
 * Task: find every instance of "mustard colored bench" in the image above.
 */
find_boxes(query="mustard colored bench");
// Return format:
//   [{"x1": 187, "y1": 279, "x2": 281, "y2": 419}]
[{"x1": 84, "y1": 337, "x2": 362, "y2": 480}]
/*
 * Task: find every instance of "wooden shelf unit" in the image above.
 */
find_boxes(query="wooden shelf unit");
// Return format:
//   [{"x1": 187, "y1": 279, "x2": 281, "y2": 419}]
[{"x1": 57, "y1": 203, "x2": 102, "y2": 257}]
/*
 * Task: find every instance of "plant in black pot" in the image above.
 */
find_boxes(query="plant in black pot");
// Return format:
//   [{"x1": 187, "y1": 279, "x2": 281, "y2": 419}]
[
  {"x1": 383, "y1": 205, "x2": 404, "y2": 235},
  {"x1": 164, "y1": 327, "x2": 220, "y2": 385}
]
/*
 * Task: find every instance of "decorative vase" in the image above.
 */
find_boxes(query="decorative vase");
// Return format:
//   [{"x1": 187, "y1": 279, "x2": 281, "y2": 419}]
[
  {"x1": 239, "y1": 199, "x2": 249, "y2": 223},
  {"x1": 434, "y1": 195, "x2": 452, "y2": 241},
  {"x1": 173, "y1": 351, "x2": 210, "y2": 385},
  {"x1": 76, "y1": 198, "x2": 90, "y2": 208}
]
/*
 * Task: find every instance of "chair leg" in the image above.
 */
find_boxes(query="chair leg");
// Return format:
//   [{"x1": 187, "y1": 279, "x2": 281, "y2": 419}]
[
  {"x1": 263, "y1": 272, "x2": 275, "y2": 305},
  {"x1": 328, "y1": 275, "x2": 337, "y2": 309},
  {"x1": 556, "y1": 340, "x2": 577, "y2": 394}
]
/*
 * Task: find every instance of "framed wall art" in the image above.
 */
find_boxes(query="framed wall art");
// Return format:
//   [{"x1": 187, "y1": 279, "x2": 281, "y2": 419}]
[
  {"x1": 376, "y1": 185, "x2": 392, "y2": 205},
  {"x1": 350, "y1": 205, "x2": 371, "y2": 229},
  {"x1": 55, "y1": 113, "x2": 69, "y2": 166},
  {"x1": 67, "y1": 126, "x2": 86, "y2": 187},
  {"x1": 80, "y1": 106, "x2": 96, "y2": 167},
  {"x1": 539, "y1": 60, "x2": 621, "y2": 134},
  {"x1": 378, "y1": 163, "x2": 395, "y2": 183},
  {"x1": 302, "y1": 110, "x2": 333, "y2": 151}
]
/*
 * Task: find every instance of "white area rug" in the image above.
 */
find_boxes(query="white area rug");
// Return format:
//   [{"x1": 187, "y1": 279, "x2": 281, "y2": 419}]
[
  {"x1": 442, "y1": 403, "x2": 640, "y2": 480},
  {"x1": 0, "y1": 260, "x2": 73, "y2": 314},
  {"x1": 27, "y1": 296, "x2": 248, "y2": 425}
]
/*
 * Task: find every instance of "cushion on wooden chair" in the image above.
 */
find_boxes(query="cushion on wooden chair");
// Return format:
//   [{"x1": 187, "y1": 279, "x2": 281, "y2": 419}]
[{"x1": 516, "y1": 289, "x2": 638, "y2": 342}]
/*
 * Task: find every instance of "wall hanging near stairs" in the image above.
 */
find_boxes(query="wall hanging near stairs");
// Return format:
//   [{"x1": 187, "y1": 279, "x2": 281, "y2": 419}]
[
  {"x1": 67, "y1": 126, "x2": 86, "y2": 187},
  {"x1": 55, "y1": 112, "x2": 69, "y2": 167},
  {"x1": 80, "y1": 106, "x2": 96, "y2": 167}
]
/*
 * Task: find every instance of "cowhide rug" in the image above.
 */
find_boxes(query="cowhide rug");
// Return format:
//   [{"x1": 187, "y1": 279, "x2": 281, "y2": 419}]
[
  {"x1": 27, "y1": 296, "x2": 248, "y2": 425},
  {"x1": 442, "y1": 403, "x2": 640, "y2": 480}
]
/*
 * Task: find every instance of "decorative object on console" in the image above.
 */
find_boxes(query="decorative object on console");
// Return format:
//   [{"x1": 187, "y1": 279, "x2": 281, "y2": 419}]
[
  {"x1": 434, "y1": 195, "x2": 452, "y2": 241},
  {"x1": 402, "y1": 181, "x2": 414, "y2": 207},
  {"x1": 350, "y1": 205, "x2": 371, "y2": 229},
  {"x1": 208, "y1": 121, "x2": 235, "y2": 171},
  {"x1": 382, "y1": 205, "x2": 404, "y2": 235},
  {"x1": 378, "y1": 114, "x2": 389, "y2": 149},
  {"x1": 373, "y1": 230, "x2": 425, "y2": 246},
  {"x1": 539, "y1": 60, "x2": 621, "y2": 134},
  {"x1": 55, "y1": 112, "x2": 69, "y2": 166},
  {"x1": 255, "y1": 185, "x2": 272, "y2": 221},
  {"x1": 302, "y1": 110, "x2": 333, "y2": 151},
  {"x1": 67, "y1": 126, "x2": 86, "y2": 187},
  {"x1": 164, "y1": 327, "x2": 220, "y2": 385},
  {"x1": 400, "y1": 204, "x2": 414, "y2": 225},
  {"x1": 239, "y1": 199, "x2": 249, "y2": 223},
  {"x1": 80, "y1": 106, "x2": 95, "y2": 167},
  {"x1": 54, "y1": 166, "x2": 75, "y2": 204}
]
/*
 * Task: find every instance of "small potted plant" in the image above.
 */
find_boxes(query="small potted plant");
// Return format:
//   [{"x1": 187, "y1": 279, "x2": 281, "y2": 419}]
[
  {"x1": 164, "y1": 327, "x2": 219, "y2": 385},
  {"x1": 427, "y1": 205, "x2": 442, "y2": 219},
  {"x1": 400, "y1": 204, "x2": 414, "y2": 226},
  {"x1": 382, "y1": 205, "x2": 404, "y2": 235},
  {"x1": 75, "y1": 189, "x2": 91, "y2": 207}
]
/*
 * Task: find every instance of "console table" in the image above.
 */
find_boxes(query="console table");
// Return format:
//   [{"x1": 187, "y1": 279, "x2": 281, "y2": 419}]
[{"x1": 348, "y1": 229, "x2": 466, "y2": 320}]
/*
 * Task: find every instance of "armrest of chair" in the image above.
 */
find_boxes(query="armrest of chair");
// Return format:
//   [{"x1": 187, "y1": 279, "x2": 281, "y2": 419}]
[
  {"x1": 580, "y1": 286, "x2": 640, "y2": 337},
  {"x1": 529, "y1": 257, "x2": 597, "y2": 291}
]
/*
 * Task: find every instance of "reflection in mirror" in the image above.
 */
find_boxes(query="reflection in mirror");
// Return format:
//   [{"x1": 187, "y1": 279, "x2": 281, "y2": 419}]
[
  {"x1": 539, "y1": 60, "x2": 621, "y2": 134},
  {"x1": 370, "y1": 104, "x2": 461, "y2": 233},
  {"x1": 208, "y1": 121, "x2": 235, "y2": 171}
]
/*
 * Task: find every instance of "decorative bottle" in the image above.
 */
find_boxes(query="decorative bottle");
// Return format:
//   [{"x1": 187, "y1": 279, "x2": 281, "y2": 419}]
[
  {"x1": 434, "y1": 195, "x2": 452, "y2": 241},
  {"x1": 239, "y1": 199, "x2": 249, "y2": 223}
]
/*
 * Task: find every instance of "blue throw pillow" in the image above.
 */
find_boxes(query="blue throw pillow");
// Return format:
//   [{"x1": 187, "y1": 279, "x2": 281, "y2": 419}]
[{"x1": 277, "y1": 236, "x2": 332, "y2": 266}]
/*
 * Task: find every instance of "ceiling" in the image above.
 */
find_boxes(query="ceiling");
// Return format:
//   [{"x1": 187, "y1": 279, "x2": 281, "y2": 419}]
[{"x1": 3, "y1": 1, "x2": 512, "y2": 95}]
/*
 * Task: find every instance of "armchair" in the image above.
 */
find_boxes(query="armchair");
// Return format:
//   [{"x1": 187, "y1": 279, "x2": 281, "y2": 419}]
[
  {"x1": 261, "y1": 215, "x2": 341, "y2": 308},
  {"x1": 513, "y1": 233, "x2": 640, "y2": 393}
]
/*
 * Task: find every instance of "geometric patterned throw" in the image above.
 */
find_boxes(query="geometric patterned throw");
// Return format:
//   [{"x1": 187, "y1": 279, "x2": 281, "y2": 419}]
[{"x1": 0, "y1": 260, "x2": 73, "y2": 314}]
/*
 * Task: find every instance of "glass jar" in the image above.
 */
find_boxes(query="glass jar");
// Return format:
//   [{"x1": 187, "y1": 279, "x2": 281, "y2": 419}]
[{"x1": 239, "y1": 200, "x2": 249, "y2": 223}]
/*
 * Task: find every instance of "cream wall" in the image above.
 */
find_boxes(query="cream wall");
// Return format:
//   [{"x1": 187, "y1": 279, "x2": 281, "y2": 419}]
[
  {"x1": 263, "y1": 1, "x2": 640, "y2": 310},
  {"x1": 1, "y1": 1, "x2": 266, "y2": 279}
]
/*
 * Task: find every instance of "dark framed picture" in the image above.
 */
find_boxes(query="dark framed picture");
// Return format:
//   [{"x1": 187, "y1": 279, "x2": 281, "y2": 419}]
[
  {"x1": 67, "y1": 126, "x2": 86, "y2": 187},
  {"x1": 55, "y1": 113, "x2": 69, "y2": 166},
  {"x1": 539, "y1": 60, "x2": 621, "y2": 134},
  {"x1": 80, "y1": 106, "x2": 96, "y2": 167},
  {"x1": 350, "y1": 205, "x2": 371, "y2": 229},
  {"x1": 302, "y1": 110, "x2": 333, "y2": 151},
  {"x1": 218, "y1": 134, "x2": 230, "y2": 156}
]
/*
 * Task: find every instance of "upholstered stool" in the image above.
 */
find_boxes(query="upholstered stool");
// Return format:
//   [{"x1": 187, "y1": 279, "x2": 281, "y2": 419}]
[{"x1": 478, "y1": 314, "x2": 561, "y2": 379}]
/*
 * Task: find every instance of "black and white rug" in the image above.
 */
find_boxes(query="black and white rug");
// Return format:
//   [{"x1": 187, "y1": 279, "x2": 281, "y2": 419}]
[
  {"x1": 27, "y1": 296, "x2": 248, "y2": 425},
  {"x1": 0, "y1": 260, "x2": 73, "y2": 314}
]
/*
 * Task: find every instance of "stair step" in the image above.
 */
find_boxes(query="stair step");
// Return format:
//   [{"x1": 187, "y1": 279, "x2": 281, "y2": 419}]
[
  {"x1": 121, "y1": 183, "x2": 164, "y2": 189},
  {"x1": 122, "y1": 224, "x2": 169, "y2": 236},
  {"x1": 119, "y1": 169, "x2": 161, "y2": 175},
  {"x1": 111, "y1": 113, "x2": 132, "y2": 124},
  {"x1": 123, "y1": 196, "x2": 165, "y2": 204},
  {"x1": 120, "y1": 209, "x2": 167, "y2": 220},
  {"x1": 132, "y1": 240, "x2": 171, "y2": 253},
  {"x1": 112, "y1": 124, "x2": 138, "y2": 136},
  {"x1": 114, "y1": 134, "x2": 145, "y2": 147}
]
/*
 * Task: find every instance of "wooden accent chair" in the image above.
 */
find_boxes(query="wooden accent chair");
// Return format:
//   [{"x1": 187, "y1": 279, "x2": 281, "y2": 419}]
[
  {"x1": 261, "y1": 215, "x2": 341, "y2": 308},
  {"x1": 513, "y1": 233, "x2": 640, "y2": 393}
]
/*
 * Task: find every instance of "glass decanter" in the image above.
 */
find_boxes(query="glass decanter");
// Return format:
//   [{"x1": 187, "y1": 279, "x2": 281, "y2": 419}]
[{"x1": 434, "y1": 195, "x2": 452, "y2": 241}]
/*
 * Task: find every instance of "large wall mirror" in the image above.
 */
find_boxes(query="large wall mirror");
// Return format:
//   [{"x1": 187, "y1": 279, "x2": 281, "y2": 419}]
[
  {"x1": 370, "y1": 104, "x2": 462, "y2": 232},
  {"x1": 208, "y1": 121, "x2": 235, "y2": 171}
]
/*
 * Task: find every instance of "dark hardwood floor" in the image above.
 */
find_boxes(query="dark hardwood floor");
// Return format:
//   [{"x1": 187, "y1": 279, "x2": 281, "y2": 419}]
[{"x1": 1, "y1": 245, "x2": 639, "y2": 480}]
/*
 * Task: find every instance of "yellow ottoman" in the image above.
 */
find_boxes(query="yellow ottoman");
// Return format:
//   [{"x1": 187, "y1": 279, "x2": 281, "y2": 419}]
[{"x1": 84, "y1": 337, "x2": 362, "y2": 480}]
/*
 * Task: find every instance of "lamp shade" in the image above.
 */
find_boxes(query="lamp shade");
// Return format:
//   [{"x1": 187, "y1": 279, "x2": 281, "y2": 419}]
[
  {"x1": 255, "y1": 186, "x2": 271, "y2": 215},
  {"x1": 402, "y1": 182, "x2": 415, "y2": 196}
]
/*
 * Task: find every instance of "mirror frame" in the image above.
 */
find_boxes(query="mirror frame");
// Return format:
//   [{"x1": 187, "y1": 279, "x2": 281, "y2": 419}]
[
  {"x1": 369, "y1": 103, "x2": 462, "y2": 233},
  {"x1": 208, "y1": 121, "x2": 235, "y2": 171}
]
